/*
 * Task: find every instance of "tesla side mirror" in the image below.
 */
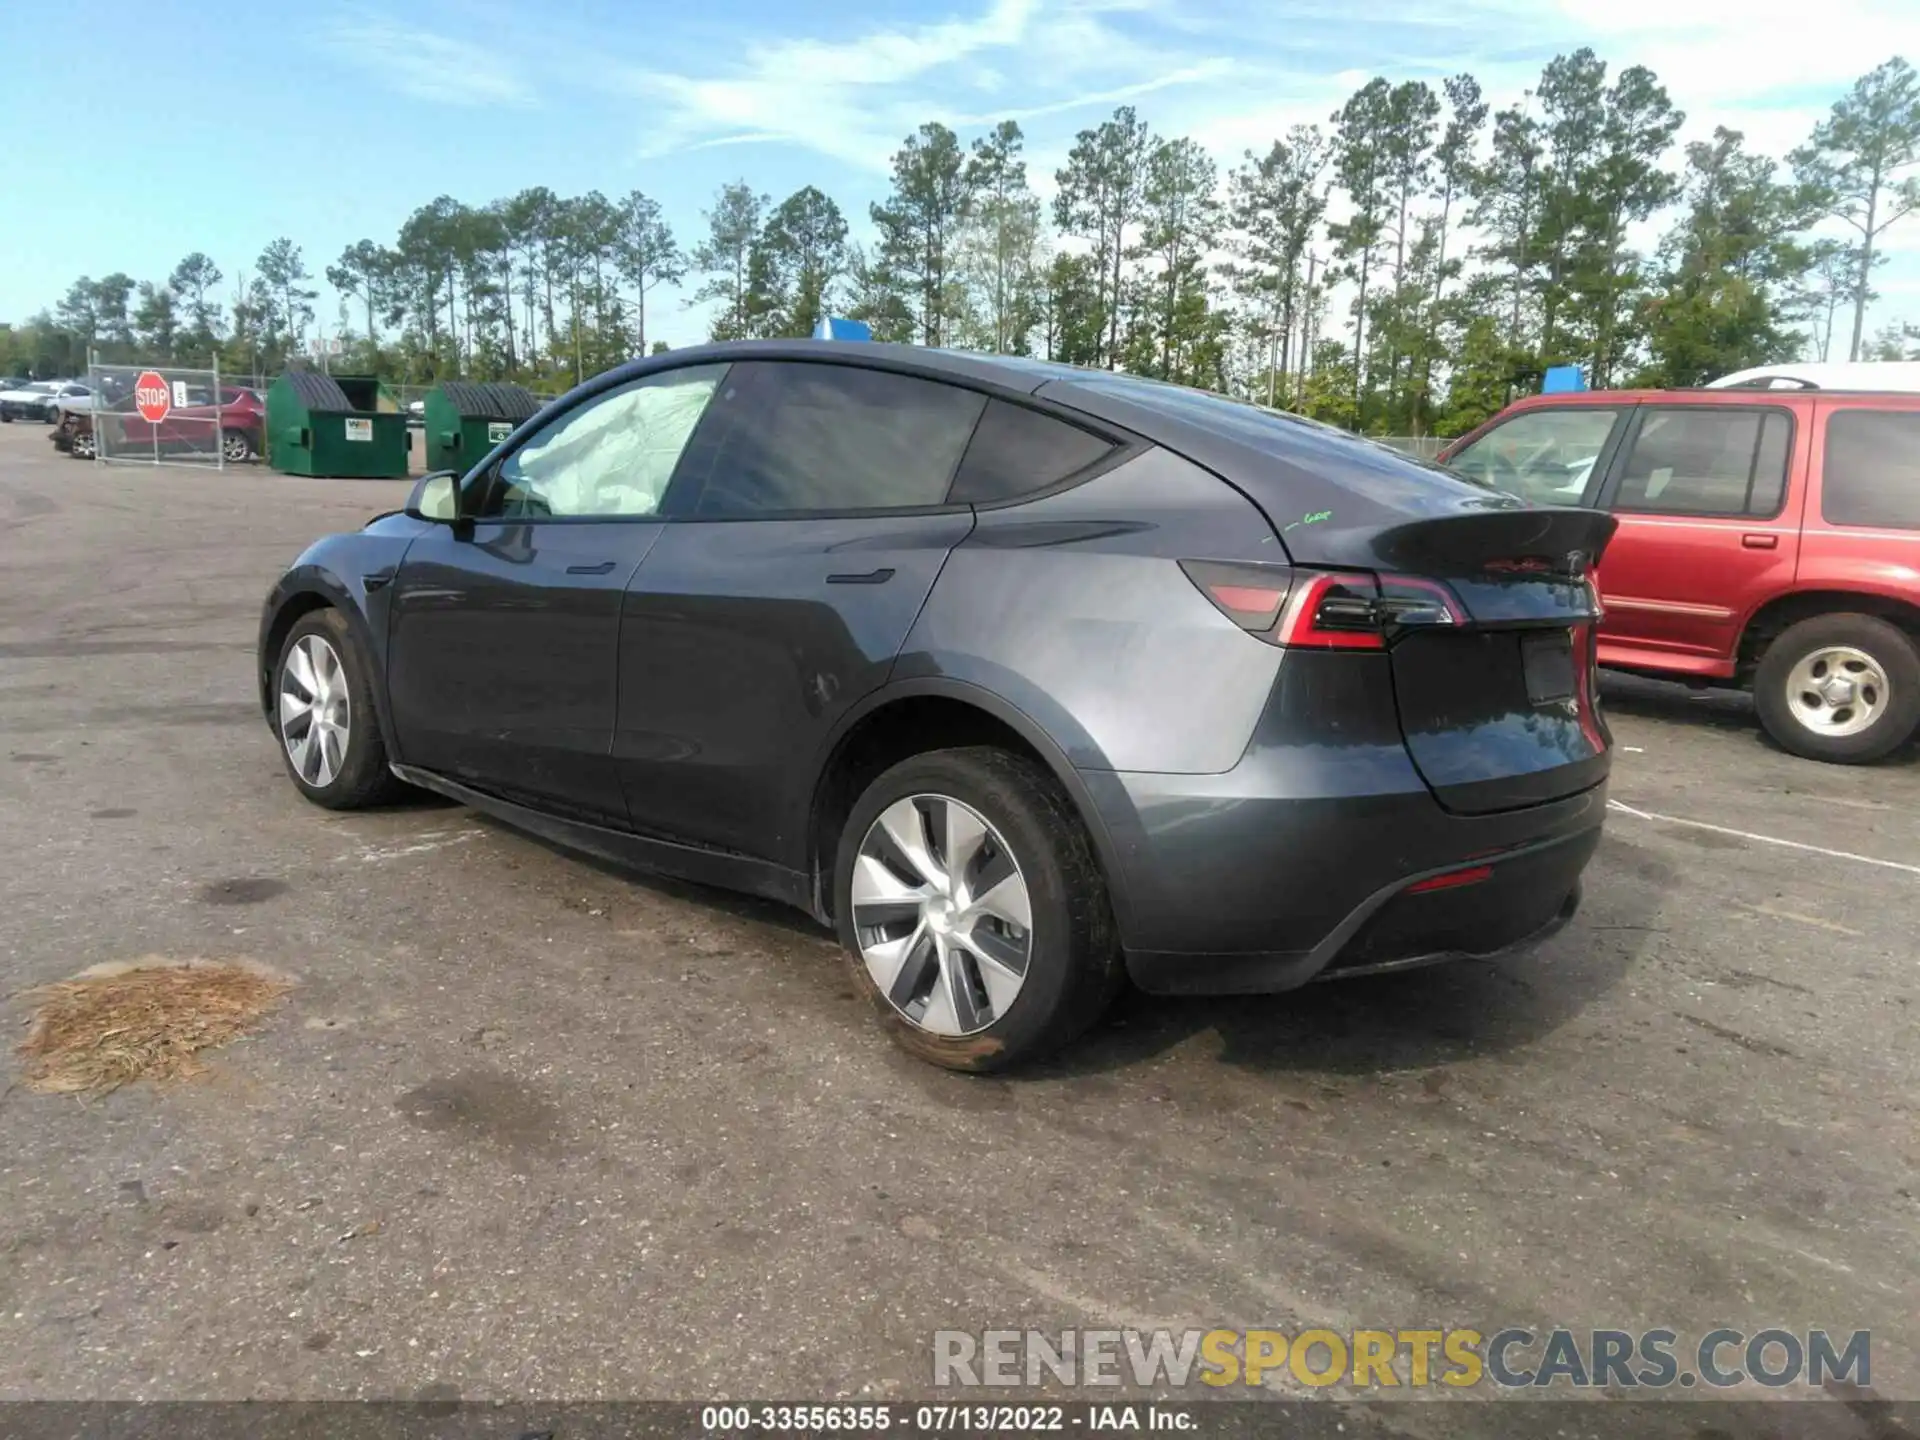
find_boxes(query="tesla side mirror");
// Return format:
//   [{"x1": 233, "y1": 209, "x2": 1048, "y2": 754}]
[{"x1": 406, "y1": 470, "x2": 460, "y2": 522}]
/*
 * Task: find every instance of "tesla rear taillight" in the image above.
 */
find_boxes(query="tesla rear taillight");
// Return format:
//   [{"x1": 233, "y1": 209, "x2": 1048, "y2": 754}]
[
  {"x1": 1178, "y1": 561, "x2": 1292, "y2": 633},
  {"x1": 1405, "y1": 864, "x2": 1494, "y2": 895},
  {"x1": 1276, "y1": 572, "x2": 1464, "y2": 649},
  {"x1": 1182, "y1": 563, "x2": 1466, "y2": 650},
  {"x1": 1275, "y1": 572, "x2": 1387, "y2": 649},
  {"x1": 1377, "y1": 575, "x2": 1465, "y2": 628}
]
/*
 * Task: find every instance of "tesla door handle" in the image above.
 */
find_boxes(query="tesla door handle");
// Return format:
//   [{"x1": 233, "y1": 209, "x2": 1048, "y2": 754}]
[
  {"x1": 1741, "y1": 533, "x2": 1779, "y2": 550},
  {"x1": 362, "y1": 569, "x2": 395, "y2": 592},
  {"x1": 827, "y1": 567, "x2": 895, "y2": 585},
  {"x1": 566, "y1": 560, "x2": 618, "y2": 575}
]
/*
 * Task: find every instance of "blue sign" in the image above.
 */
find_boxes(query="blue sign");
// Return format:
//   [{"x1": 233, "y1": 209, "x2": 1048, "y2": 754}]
[
  {"x1": 1542, "y1": 364, "x2": 1587, "y2": 394},
  {"x1": 812, "y1": 316, "x2": 872, "y2": 342}
]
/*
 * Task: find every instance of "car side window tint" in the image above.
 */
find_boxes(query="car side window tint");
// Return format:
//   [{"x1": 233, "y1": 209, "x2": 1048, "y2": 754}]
[
  {"x1": 1612, "y1": 409, "x2": 1789, "y2": 517},
  {"x1": 481, "y1": 364, "x2": 727, "y2": 520},
  {"x1": 1823, "y1": 410, "x2": 1920, "y2": 529},
  {"x1": 948, "y1": 399, "x2": 1119, "y2": 504},
  {"x1": 686, "y1": 362, "x2": 986, "y2": 516},
  {"x1": 1445, "y1": 408, "x2": 1619, "y2": 505}
]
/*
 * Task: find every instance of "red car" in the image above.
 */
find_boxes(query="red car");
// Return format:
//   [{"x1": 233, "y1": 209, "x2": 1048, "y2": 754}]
[
  {"x1": 1441, "y1": 388, "x2": 1920, "y2": 763},
  {"x1": 100, "y1": 384, "x2": 264, "y2": 462}
]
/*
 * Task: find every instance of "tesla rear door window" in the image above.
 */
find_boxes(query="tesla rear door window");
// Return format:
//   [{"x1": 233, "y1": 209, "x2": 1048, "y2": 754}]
[
  {"x1": 1611, "y1": 408, "x2": 1791, "y2": 517},
  {"x1": 948, "y1": 399, "x2": 1119, "y2": 504},
  {"x1": 1823, "y1": 410, "x2": 1920, "y2": 529},
  {"x1": 689, "y1": 363, "x2": 986, "y2": 516},
  {"x1": 490, "y1": 364, "x2": 727, "y2": 519},
  {"x1": 1447, "y1": 408, "x2": 1620, "y2": 504}
]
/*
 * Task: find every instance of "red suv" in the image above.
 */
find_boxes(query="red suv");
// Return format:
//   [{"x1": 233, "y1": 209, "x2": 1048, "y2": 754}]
[
  {"x1": 97, "y1": 385, "x2": 264, "y2": 462},
  {"x1": 1441, "y1": 389, "x2": 1920, "y2": 763}
]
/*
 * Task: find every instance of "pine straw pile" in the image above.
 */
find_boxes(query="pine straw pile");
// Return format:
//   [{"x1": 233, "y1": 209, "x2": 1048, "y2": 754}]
[{"x1": 16, "y1": 959, "x2": 291, "y2": 1095}]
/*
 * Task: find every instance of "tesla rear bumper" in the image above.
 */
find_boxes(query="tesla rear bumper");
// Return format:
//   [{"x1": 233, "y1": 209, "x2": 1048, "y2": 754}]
[{"x1": 1081, "y1": 760, "x2": 1606, "y2": 997}]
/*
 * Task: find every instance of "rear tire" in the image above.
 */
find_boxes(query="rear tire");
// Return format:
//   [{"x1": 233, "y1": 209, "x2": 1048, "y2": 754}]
[
  {"x1": 221, "y1": 428, "x2": 255, "y2": 463},
  {"x1": 272, "y1": 608, "x2": 404, "y2": 809},
  {"x1": 1754, "y1": 613, "x2": 1920, "y2": 764},
  {"x1": 833, "y1": 746, "x2": 1123, "y2": 1073}
]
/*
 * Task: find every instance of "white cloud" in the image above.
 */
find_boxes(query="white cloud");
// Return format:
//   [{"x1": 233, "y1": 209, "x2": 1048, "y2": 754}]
[
  {"x1": 577, "y1": 0, "x2": 1920, "y2": 336},
  {"x1": 1563, "y1": 0, "x2": 1920, "y2": 99},
  {"x1": 610, "y1": 0, "x2": 1236, "y2": 171},
  {"x1": 948, "y1": 60, "x2": 1240, "y2": 131},
  {"x1": 613, "y1": 0, "x2": 1035, "y2": 169},
  {"x1": 317, "y1": 13, "x2": 536, "y2": 107}
]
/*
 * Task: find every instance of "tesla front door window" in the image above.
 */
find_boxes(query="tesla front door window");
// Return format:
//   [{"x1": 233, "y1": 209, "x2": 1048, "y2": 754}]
[{"x1": 488, "y1": 363, "x2": 730, "y2": 519}]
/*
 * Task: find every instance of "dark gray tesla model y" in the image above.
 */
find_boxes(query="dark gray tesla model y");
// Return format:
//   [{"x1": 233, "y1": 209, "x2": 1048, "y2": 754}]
[{"x1": 258, "y1": 342, "x2": 1614, "y2": 1071}]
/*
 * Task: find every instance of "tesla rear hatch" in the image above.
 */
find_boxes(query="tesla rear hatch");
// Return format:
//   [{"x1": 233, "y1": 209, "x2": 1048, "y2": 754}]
[
  {"x1": 1036, "y1": 375, "x2": 1617, "y2": 817},
  {"x1": 1247, "y1": 453, "x2": 1615, "y2": 816}
]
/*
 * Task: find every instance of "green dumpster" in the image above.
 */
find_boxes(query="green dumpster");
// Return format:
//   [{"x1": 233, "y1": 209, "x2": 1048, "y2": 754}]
[
  {"x1": 266, "y1": 371, "x2": 409, "y2": 478},
  {"x1": 422, "y1": 381, "x2": 542, "y2": 473}
]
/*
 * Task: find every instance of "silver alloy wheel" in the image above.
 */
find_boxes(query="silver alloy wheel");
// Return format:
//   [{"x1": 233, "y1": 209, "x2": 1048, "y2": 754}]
[
  {"x1": 222, "y1": 430, "x2": 250, "y2": 462},
  {"x1": 851, "y1": 793, "x2": 1033, "y2": 1037},
  {"x1": 1785, "y1": 644, "x2": 1888, "y2": 739},
  {"x1": 279, "y1": 634, "x2": 351, "y2": 788},
  {"x1": 70, "y1": 429, "x2": 94, "y2": 459}
]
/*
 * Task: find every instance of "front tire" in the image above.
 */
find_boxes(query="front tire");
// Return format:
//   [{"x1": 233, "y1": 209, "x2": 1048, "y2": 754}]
[
  {"x1": 273, "y1": 609, "x2": 403, "y2": 808},
  {"x1": 221, "y1": 428, "x2": 255, "y2": 463},
  {"x1": 1754, "y1": 613, "x2": 1920, "y2": 763},
  {"x1": 834, "y1": 747, "x2": 1122, "y2": 1072},
  {"x1": 69, "y1": 428, "x2": 95, "y2": 459}
]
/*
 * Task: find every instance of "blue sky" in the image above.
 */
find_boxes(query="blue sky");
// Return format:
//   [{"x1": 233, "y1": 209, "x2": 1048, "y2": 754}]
[{"x1": 4, "y1": 0, "x2": 1917, "y2": 348}]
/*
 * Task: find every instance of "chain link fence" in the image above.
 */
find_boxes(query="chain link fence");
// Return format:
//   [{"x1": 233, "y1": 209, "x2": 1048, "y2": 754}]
[{"x1": 82, "y1": 362, "x2": 265, "y2": 469}]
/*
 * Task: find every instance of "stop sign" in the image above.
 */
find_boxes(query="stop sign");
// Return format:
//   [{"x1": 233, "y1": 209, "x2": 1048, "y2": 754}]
[{"x1": 133, "y1": 370, "x2": 171, "y2": 423}]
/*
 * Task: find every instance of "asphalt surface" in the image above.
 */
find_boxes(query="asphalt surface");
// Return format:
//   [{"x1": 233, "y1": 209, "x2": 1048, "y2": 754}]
[{"x1": 1, "y1": 422, "x2": 1916, "y2": 1419}]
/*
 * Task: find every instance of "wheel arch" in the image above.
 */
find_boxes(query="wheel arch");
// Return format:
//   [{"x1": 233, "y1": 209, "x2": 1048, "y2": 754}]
[
  {"x1": 258, "y1": 570, "x2": 401, "y2": 760},
  {"x1": 1737, "y1": 588, "x2": 1920, "y2": 682},
  {"x1": 803, "y1": 679, "x2": 1127, "y2": 933}
]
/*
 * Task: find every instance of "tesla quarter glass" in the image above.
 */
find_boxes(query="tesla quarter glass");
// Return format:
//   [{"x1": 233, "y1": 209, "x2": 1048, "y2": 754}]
[{"x1": 258, "y1": 341, "x2": 1615, "y2": 1072}]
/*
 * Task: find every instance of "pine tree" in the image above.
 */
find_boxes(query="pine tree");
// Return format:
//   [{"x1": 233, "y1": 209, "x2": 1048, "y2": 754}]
[
  {"x1": 1792, "y1": 57, "x2": 1920, "y2": 361},
  {"x1": 693, "y1": 182, "x2": 768, "y2": 342},
  {"x1": 1054, "y1": 106, "x2": 1152, "y2": 368},
  {"x1": 871, "y1": 124, "x2": 972, "y2": 346}
]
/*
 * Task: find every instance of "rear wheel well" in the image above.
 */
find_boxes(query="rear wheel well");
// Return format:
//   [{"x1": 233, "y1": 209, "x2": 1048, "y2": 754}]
[
  {"x1": 809, "y1": 697, "x2": 1072, "y2": 923},
  {"x1": 1738, "y1": 591, "x2": 1920, "y2": 682},
  {"x1": 260, "y1": 593, "x2": 334, "y2": 718}
]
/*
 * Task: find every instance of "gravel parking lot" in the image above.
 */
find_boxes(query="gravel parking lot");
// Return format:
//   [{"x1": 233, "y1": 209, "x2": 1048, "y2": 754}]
[{"x1": 1, "y1": 424, "x2": 1916, "y2": 1415}]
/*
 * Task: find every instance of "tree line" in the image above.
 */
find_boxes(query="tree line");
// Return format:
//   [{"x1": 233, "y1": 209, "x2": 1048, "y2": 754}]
[{"x1": 6, "y1": 51, "x2": 1918, "y2": 437}]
